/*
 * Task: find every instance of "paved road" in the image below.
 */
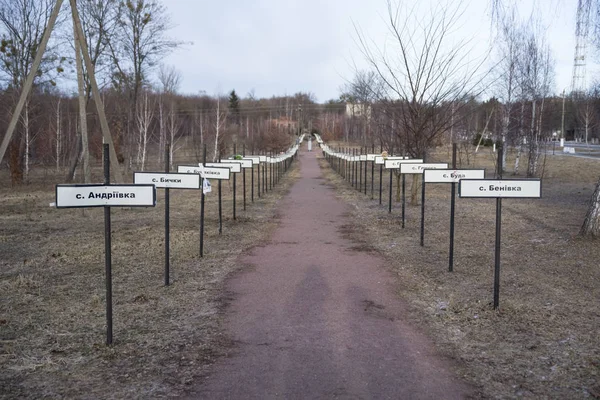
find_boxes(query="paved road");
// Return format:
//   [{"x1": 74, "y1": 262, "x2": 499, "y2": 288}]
[{"x1": 190, "y1": 146, "x2": 473, "y2": 399}]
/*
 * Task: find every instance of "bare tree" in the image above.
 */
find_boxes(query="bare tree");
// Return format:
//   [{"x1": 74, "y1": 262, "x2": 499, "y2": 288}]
[
  {"x1": 516, "y1": 22, "x2": 554, "y2": 177},
  {"x1": 157, "y1": 63, "x2": 181, "y2": 163},
  {"x1": 354, "y1": 0, "x2": 490, "y2": 203},
  {"x1": 135, "y1": 90, "x2": 153, "y2": 171},
  {"x1": 109, "y1": 0, "x2": 181, "y2": 168},
  {"x1": 492, "y1": 6, "x2": 523, "y2": 170},
  {"x1": 212, "y1": 94, "x2": 228, "y2": 162}
]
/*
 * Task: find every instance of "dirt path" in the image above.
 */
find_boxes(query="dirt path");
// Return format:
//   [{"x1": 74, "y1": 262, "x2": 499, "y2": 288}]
[{"x1": 189, "y1": 147, "x2": 474, "y2": 399}]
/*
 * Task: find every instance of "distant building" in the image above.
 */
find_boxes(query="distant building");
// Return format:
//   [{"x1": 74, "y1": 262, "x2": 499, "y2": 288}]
[{"x1": 345, "y1": 103, "x2": 371, "y2": 119}]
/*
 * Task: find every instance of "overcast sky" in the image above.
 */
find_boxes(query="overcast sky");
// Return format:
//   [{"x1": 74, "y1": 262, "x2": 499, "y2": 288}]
[{"x1": 162, "y1": 0, "x2": 596, "y2": 102}]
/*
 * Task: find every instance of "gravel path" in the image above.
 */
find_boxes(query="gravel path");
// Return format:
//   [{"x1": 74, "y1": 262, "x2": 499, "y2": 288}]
[{"x1": 190, "y1": 145, "x2": 473, "y2": 399}]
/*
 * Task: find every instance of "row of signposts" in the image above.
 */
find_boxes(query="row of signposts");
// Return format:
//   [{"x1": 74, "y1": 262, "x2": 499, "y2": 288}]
[
  {"x1": 319, "y1": 139, "x2": 541, "y2": 310},
  {"x1": 53, "y1": 135, "x2": 303, "y2": 344}
]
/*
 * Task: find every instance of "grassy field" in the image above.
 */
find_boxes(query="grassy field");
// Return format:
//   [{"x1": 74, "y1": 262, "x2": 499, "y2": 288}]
[
  {"x1": 319, "y1": 144, "x2": 600, "y2": 399},
  {"x1": 0, "y1": 151, "x2": 299, "y2": 399}
]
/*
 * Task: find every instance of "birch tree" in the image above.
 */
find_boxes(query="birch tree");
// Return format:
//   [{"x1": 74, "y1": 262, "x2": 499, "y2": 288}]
[{"x1": 212, "y1": 94, "x2": 228, "y2": 162}]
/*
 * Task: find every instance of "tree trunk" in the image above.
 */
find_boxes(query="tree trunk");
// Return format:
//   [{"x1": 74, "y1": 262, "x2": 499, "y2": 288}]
[
  {"x1": 23, "y1": 101, "x2": 30, "y2": 182},
  {"x1": 581, "y1": 177, "x2": 600, "y2": 237},
  {"x1": 56, "y1": 99, "x2": 61, "y2": 172},
  {"x1": 66, "y1": 133, "x2": 82, "y2": 182},
  {"x1": 410, "y1": 174, "x2": 420, "y2": 205},
  {"x1": 74, "y1": 27, "x2": 91, "y2": 183}
]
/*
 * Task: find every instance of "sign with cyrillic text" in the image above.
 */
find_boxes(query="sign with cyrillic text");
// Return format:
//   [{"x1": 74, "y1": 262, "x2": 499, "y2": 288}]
[
  {"x1": 385, "y1": 159, "x2": 423, "y2": 169},
  {"x1": 178, "y1": 165, "x2": 230, "y2": 180},
  {"x1": 459, "y1": 179, "x2": 542, "y2": 198},
  {"x1": 400, "y1": 163, "x2": 448, "y2": 174},
  {"x1": 424, "y1": 169, "x2": 485, "y2": 183},
  {"x1": 134, "y1": 172, "x2": 200, "y2": 189},
  {"x1": 225, "y1": 159, "x2": 253, "y2": 169},
  {"x1": 375, "y1": 156, "x2": 406, "y2": 165},
  {"x1": 205, "y1": 162, "x2": 241, "y2": 173},
  {"x1": 56, "y1": 184, "x2": 156, "y2": 208},
  {"x1": 243, "y1": 156, "x2": 260, "y2": 165}
]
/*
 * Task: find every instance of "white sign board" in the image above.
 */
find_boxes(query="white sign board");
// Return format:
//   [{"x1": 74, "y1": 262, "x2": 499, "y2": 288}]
[
  {"x1": 359, "y1": 155, "x2": 367, "y2": 161},
  {"x1": 243, "y1": 156, "x2": 260, "y2": 165},
  {"x1": 224, "y1": 159, "x2": 253, "y2": 169},
  {"x1": 459, "y1": 179, "x2": 542, "y2": 198},
  {"x1": 400, "y1": 163, "x2": 448, "y2": 174},
  {"x1": 56, "y1": 184, "x2": 156, "y2": 208},
  {"x1": 366, "y1": 154, "x2": 379, "y2": 161},
  {"x1": 205, "y1": 162, "x2": 241, "y2": 173},
  {"x1": 178, "y1": 165, "x2": 230, "y2": 180},
  {"x1": 424, "y1": 169, "x2": 485, "y2": 183},
  {"x1": 259, "y1": 156, "x2": 267, "y2": 163},
  {"x1": 375, "y1": 156, "x2": 406, "y2": 165},
  {"x1": 133, "y1": 172, "x2": 200, "y2": 189},
  {"x1": 384, "y1": 159, "x2": 424, "y2": 169}
]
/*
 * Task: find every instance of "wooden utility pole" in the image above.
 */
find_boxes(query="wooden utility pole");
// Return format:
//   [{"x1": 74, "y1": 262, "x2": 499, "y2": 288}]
[
  {"x1": 70, "y1": 0, "x2": 123, "y2": 183},
  {"x1": 0, "y1": 0, "x2": 124, "y2": 183},
  {"x1": 73, "y1": 16, "x2": 91, "y2": 183},
  {"x1": 0, "y1": 0, "x2": 64, "y2": 168}
]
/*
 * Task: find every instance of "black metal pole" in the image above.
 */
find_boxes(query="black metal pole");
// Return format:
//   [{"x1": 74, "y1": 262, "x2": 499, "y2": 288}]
[
  {"x1": 420, "y1": 173, "x2": 426, "y2": 247},
  {"x1": 364, "y1": 149, "x2": 368, "y2": 195},
  {"x1": 379, "y1": 144, "x2": 383, "y2": 204},
  {"x1": 218, "y1": 151, "x2": 222, "y2": 234},
  {"x1": 200, "y1": 145, "x2": 206, "y2": 257},
  {"x1": 449, "y1": 143, "x2": 457, "y2": 272},
  {"x1": 164, "y1": 141, "x2": 170, "y2": 286},
  {"x1": 494, "y1": 146, "x2": 504, "y2": 309},
  {"x1": 388, "y1": 148, "x2": 393, "y2": 213},
  {"x1": 358, "y1": 147, "x2": 362, "y2": 192},
  {"x1": 388, "y1": 169, "x2": 393, "y2": 213},
  {"x1": 270, "y1": 151, "x2": 273, "y2": 190},
  {"x1": 243, "y1": 145, "x2": 247, "y2": 210},
  {"x1": 351, "y1": 149, "x2": 355, "y2": 187},
  {"x1": 102, "y1": 143, "x2": 113, "y2": 345},
  {"x1": 233, "y1": 144, "x2": 236, "y2": 221},
  {"x1": 263, "y1": 152, "x2": 267, "y2": 193},
  {"x1": 371, "y1": 143, "x2": 375, "y2": 199},
  {"x1": 401, "y1": 174, "x2": 406, "y2": 228},
  {"x1": 257, "y1": 152, "x2": 260, "y2": 199},
  {"x1": 218, "y1": 179, "x2": 222, "y2": 234}
]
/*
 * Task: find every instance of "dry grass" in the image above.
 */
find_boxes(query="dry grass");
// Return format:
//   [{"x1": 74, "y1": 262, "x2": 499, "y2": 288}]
[
  {"x1": 318, "y1": 145, "x2": 600, "y2": 399},
  {"x1": 0, "y1": 156, "x2": 300, "y2": 399}
]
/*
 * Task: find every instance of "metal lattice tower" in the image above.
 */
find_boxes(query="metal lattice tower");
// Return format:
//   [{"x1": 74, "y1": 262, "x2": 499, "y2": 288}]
[{"x1": 571, "y1": 0, "x2": 592, "y2": 95}]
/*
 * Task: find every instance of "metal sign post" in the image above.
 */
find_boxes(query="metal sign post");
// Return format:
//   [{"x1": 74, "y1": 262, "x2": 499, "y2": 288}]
[
  {"x1": 449, "y1": 144, "x2": 457, "y2": 271},
  {"x1": 424, "y1": 166, "x2": 485, "y2": 270},
  {"x1": 359, "y1": 147, "x2": 363, "y2": 192},
  {"x1": 402, "y1": 174, "x2": 406, "y2": 228},
  {"x1": 243, "y1": 145, "x2": 246, "y2": 210},
  {"x1": 459, "y1": 149, "x2": 542, "y2": 309},
  {"x1": 371, "y1": 144, "x2": 375, "y2": 199},
  {"x1": 178, "y1": 161, "x2": 229, "y2": 245},
  {"x1": 55, "y1": 144, "x2": 156, "y2": 345},
  {"x1": 133, "y1": 164, "x2": 200, "y2": 284},
  {"x1": 233, "y1": 144, "x2": 237, "y2": 220},
  {"x1": 165, "y1": 143, "x2": 170, "y2": 285},
  {"x1": 398, "y1": 161, "x2": 448, "y2": 246},
  {"x1": 201, "y1": 146, "x2": 206, "y2": 257}
]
